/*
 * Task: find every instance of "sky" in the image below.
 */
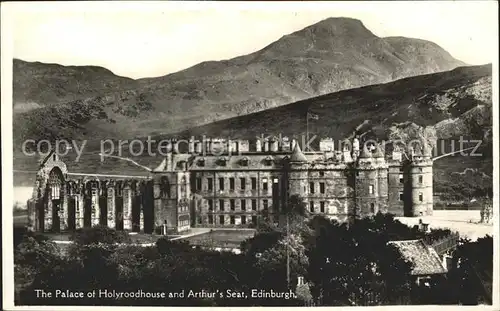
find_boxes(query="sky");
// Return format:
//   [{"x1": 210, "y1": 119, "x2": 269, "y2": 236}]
[{"x1": 5, "y1": 1, "x2": 499, "y2": 79}]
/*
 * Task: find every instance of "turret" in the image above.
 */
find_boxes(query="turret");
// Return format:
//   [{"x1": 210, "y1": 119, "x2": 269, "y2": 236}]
[
  {"x1": 288, "y1": 142, "x2": 309, "y2": 199},
  {"x1": 387, "y1": 144, "x2": 406, "y2": 216},
  {"x1": 408, "y1": 142, "x2": 433, "y2": 216},
  {"x1": 354, "y1": 144, "x2": 379, "y2": 218}
]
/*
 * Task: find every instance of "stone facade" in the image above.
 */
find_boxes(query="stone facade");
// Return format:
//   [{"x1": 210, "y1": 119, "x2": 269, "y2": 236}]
[{"x1": 27, "y1": 137, "x2": 434, "y2": 234}]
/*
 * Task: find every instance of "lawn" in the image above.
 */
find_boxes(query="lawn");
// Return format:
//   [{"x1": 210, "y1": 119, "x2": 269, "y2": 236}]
[{"x1": 182, "y1": 229, "x2": 256, "y2": 248}]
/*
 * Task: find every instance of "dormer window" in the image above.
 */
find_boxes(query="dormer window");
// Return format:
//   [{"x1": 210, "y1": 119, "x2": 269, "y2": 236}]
[
  {"x1": 240, "y1": 157, "x2": 249, "y2": 166},
  {"x1": 264, "y1": 156, "x2": 273, "y2": 166},
  {"x1": 198, "y1": 158, "x2": 205, "y2": 167},
  {"x1": 218, "y1": 157, "x2": 228, "y2": 166}
]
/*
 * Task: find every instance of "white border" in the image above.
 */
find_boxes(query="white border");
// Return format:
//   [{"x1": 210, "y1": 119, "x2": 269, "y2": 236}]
[{"x1": 2, "y1": 1, "x2": 499, "y2": 310}]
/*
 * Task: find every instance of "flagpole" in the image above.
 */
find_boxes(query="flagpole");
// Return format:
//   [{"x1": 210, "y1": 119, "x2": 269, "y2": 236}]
[{"x1": 306, "y1": 112, "x2": 309, "y2": 152}]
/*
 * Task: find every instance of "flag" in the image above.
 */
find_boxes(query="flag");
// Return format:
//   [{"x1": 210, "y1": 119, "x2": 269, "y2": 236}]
[{"x1": 307, "y1": 112, "x2": 319, "y2": 120}]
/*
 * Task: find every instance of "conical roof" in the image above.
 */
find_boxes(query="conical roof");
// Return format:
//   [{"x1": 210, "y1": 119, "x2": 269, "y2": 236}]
[
  {"x1": 359, "y1": 144, "x2": 372, "y2": 158},
  {"x1": 290, "y1": 143, "x2": 308, "y2": 162},
  {"x1": 373, "y1": 144, "x2": 385, "y2": 158}
]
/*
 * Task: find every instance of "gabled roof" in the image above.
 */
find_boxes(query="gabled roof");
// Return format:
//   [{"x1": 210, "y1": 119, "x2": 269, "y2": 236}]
[
  {"x1": 290, "y1": 144, "x2": 308, "y2": 162},
  {"x1": 388, "y1": 239, "x2": 447, "y2": 276}
]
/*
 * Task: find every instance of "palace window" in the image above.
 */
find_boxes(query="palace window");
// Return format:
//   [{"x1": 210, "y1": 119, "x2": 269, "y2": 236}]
[
  {"x1": 399, "y1": 191, "x2": 404, "y2": 201},
  {"x1": 241, "y1": 216, "x2": 246, "y2": 224},
  {"x1": 251, "y1": 177, "x2": 257, "y2": 190},
  {"x1": 419, "y1": 192, "x2": 423, "y2": 202},
  {"x1": 419, "y1": 176, "x2": 423, "y2": 184},
  {"x1": 369, "y1": 185, "x2": 374, "y2": 194},
  {"x1": 230, "y1": 216, "x2": 235, "y2": 225},
  {"x1": 208, "y1": 215, "x2": 213, "y2": 224},
  {"x1": 208, "y1": 199, "x2": 213, "y2": 211},
  {"x1": 252, "y1": 199, "x2": 257, "y2": 211},
  {"x1": 229, "y1": 178, "x2": 235, "y2": 191},
  {"x1": 262, "y1": 199, "x2": 268, "y2": 210},
  {"x1": 230, "y1": 199, "x2": 235, "y2": 211},
  {"x1": 262, "y1": 179, "x2": 268, "y2": 191},
  {"x1": 198, "y1": 158, "x2": 205, "y2": 167},
  {"x1": 319, "y1": 171, "x2": 325, "y2": 177},
  {"x1": 399, "y1": 174, "x2": 404, "y2": 183},
  {"x1": 310, "y1": 182, "x2": 315, "y2": 194},
  {"x1": 370, "y1": 203, "x2": 375, "y2": 213},
  {"x1": 240, "y1": 178, "x2": 246, "y2": 190},
  {"x1": 196, "y1": 178, "x2": 202, "y2": 190},
  {"x1": 207, "y1": 178, "x2": 213, "y2": 191},
  {"x1": 219, "y1": 199, "x2": 225, "y2": 211},
  {"x1": 241, "y1": 200, "x2": 246, "y2": 211},
  {"x1": 219, "y1": 215, "x2": 225, "y2": 225},
  {"x1": 320, "y1": 201, "x2": 325, "y2": 213},
  {"x1": 320, "y1": 182, "x2": 325, "y2": 194},
  {"x1": 219, "y1": 178, "x2": 225, "y2": 191},
  {"x1": 309, "y1": 201, "x2": 315, "y2": 213},
  {"x1": 252, "y1": 216, "x2": 257, "y2": 224}
]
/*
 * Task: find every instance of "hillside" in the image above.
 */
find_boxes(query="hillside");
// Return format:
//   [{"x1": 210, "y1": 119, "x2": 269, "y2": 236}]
[
  {"x1": 174, "y1": 64, "x2": 493, "y2": 200},
  {"x1": 13, "y1": 64, "x2": 492, "y2": 202},
  {"x1": 13, "y1": 59, "x2": 136, "y2": 113},
  {"x1": 13, "y1": 17, "x2": 465, "y2": 144}
]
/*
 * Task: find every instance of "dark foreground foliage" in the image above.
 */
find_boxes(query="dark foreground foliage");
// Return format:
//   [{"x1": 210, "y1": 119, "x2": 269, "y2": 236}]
[{"x1": 14, "y1": 211, "x2": 492, "y2": 306}]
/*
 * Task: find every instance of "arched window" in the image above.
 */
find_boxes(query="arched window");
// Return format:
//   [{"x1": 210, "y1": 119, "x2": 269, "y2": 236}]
[
  {"x1": 51, "y1": 182, "x2": 61, "y2": 200},
  {"x1": 48, "y1": 169, "x2": 63, "y2": 200},
  {"x1": 115, "y1": 182, "x2": 123, "y2": 197}
]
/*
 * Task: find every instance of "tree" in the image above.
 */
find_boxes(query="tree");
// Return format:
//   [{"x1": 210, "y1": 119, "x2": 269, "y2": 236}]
[{"x1": 307, "y1": 216, "x2": 414, "y2": 306}]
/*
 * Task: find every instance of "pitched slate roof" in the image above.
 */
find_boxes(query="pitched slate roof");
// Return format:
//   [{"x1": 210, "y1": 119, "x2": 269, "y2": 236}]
[{"x1": 388, "y1": 239, "x2": 447, "y2": 276}]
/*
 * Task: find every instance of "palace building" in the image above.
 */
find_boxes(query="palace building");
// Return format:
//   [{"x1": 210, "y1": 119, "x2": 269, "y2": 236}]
[{"x1": 27, "y1": 136, "x2": 434, "y2": 234}]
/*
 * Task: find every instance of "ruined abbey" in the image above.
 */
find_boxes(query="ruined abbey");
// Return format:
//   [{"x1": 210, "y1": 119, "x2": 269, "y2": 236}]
[{"x1": 27, "y1": 136, "x2": 434, "y2": 234}]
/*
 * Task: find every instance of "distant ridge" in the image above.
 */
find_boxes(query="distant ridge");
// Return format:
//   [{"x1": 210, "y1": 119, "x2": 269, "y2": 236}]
[{"x1": 13, "y1": 17, "x2": 464, "y2": 142}]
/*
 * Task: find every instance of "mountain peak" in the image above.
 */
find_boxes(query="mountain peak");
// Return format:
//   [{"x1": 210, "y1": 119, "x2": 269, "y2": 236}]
[{"x1": 298, "y1": 17, "x2": 377, "y2": 39}]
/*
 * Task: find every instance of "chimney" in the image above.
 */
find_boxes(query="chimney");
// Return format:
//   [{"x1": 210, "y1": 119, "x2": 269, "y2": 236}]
[
  {"x1": 195, "y1": 141, "x2": 202, "y2": 154},
  {"x1": 188, "y1": 136, "x2": 195, "y2": 154},
  {"x1": 256, "y1": 138, "x2": 262, "y2": 152}
]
